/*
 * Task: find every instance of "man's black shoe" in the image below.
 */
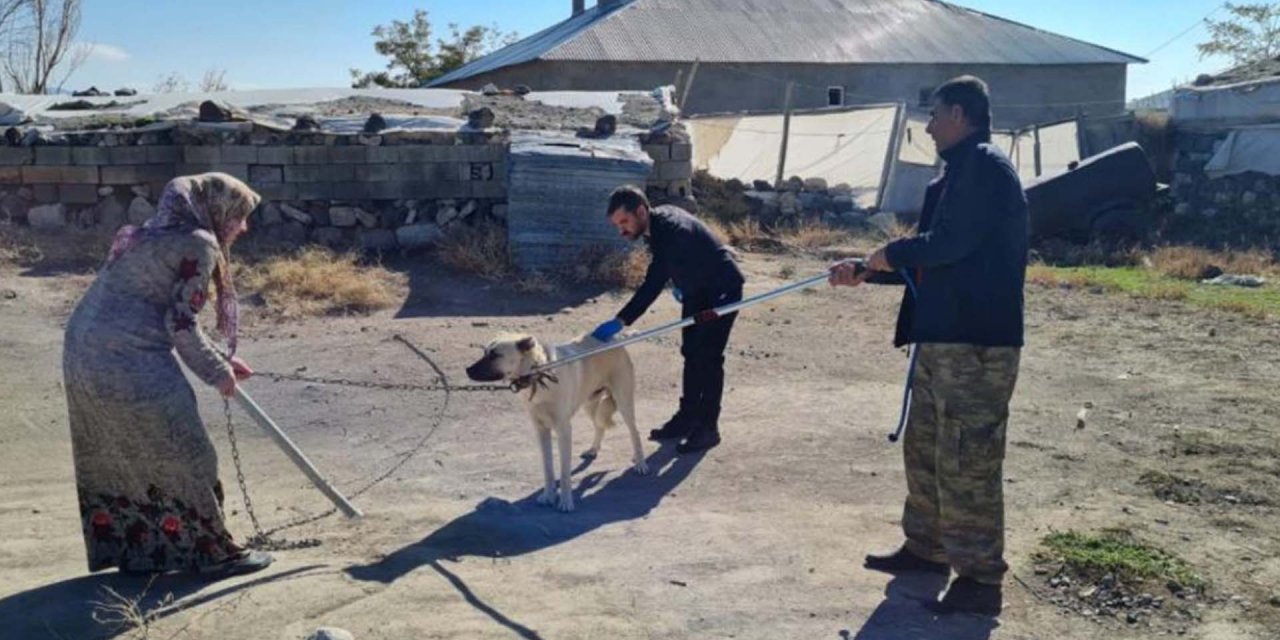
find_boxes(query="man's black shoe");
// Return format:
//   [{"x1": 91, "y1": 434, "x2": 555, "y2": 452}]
[
  {"x1": 863, "y1": 546, "x2": 950, "y2": 575},
  {"x1": 649, "y1": 414, "x2": 697, "y2": 441},
  {"x1": 676, "y1": 428, "x2": 720, "y2": 453},
  {"x1": 927, "y1": 577, "x2": 1003, "y2": 616}
]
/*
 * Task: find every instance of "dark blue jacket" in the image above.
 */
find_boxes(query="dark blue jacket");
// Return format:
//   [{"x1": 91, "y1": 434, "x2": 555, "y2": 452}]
[
  {"x1": 618, "y1": 205, "x2": 744, "y2": 325},
  {"x1": 876, "y1": 131, "x2": 1028, "y2": 348}
]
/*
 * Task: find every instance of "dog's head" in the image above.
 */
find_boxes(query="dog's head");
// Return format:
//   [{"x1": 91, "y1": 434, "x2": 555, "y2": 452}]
[{"x1": 466, "y1": 334, "x2": 539, "y2": 382}]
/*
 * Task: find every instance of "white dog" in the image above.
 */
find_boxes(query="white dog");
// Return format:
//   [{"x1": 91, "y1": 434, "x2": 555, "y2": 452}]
[{"x1": 466, "y1": 334, "x2": 649, "y2": 512}]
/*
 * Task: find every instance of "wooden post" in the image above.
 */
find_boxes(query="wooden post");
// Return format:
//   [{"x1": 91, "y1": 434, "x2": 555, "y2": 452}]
[
  {"x1": 1075, "y1": 107, "x2": 1089, "y2": 160},
  {"x1": 775, "y1": 80, "x2": 795, "y2": 189},
  {"x1": 1033, "y1": 124, "x2": 1043, "y2": 177},
  {"x1": 678, "y1": 59, "x2": 700, "y2": 114},
  {"x1": 876, "y1": 102, "x2": 907, "y2": 211}
]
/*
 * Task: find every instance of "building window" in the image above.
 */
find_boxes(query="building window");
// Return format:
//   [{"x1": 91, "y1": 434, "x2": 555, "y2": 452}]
[{"x1": 827, "y1": 86, "x2": 844, "y2": 106}]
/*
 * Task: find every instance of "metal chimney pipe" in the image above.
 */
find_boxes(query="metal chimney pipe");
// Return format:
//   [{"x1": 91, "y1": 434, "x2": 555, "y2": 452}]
[{"x1": 573, "y1": 0, "x2": 585, "y2": 16}]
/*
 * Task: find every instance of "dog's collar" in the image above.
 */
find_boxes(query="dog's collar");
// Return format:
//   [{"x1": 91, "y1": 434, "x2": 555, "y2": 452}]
[{"x1": 511, "y1": 370, "x2": 558, "y2": 398}]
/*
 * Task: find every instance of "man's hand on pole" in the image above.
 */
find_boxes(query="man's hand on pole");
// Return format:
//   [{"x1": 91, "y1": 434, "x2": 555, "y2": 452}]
[{"x1": 828, "y1": 259, "x2": 870, "y2": 288}]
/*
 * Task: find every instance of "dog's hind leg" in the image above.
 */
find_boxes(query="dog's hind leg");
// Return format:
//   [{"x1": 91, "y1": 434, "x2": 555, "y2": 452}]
[
  {"x1": 582, "y1": 390, "x2": 615, "y2": 460},
  {"x1": 611, "y1": 363, "x2": 649, "y2": 476},
  {"x1": 535, "y1": 425, "x2": 556, "y2": 507}
]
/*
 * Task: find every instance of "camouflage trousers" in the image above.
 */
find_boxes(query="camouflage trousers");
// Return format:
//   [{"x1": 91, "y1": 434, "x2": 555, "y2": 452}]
[{"x1": 901, "y1": 343, "x2": 1021, "y2": 585}]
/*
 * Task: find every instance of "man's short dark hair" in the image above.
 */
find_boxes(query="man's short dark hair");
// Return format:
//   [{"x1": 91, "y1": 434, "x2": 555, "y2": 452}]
[
  {"x1": 933, "y1": 75, "x2": 992, "y2": 132},
  {"x1": 607, "y1": 184, "x2": 650, "y2": 216}
]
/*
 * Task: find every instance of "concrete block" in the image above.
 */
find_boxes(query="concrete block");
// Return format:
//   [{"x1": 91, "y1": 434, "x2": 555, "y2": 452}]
[
  {"x1": 292, "y1": 182, "x2": 332, "y2": 199},
  {"x1": 470, "y1": 181, "x2": 507, "y2": 199},
  {"x1": 21, "y1": 166, "x2": 63, "y2": 183},
  {"x1": 292, "y1": 146, "x2": 329, "y2": 164},
  {"x1": 0, "y1": 166, "x2": 21, "y2": 184},
  {"x1": 397, "y1": 145, "x2": 455, "y2": 162},
  {"x1": 59, "y1": 184, "x2": 100, "y2": 204},
  {"x1": 32, "y1": 183, "x2": 59, "y2": 204},
  {"x1": 249, "y1": 165, "x2": 284, "y2": 183},
  {"x1": 61, "y1": 166, "x2": 101, "y2": 184},
  {"x1": 284, "y1": 164, "x2": 355, "y2": 182},
  {"x1": 71, "y1": 147, "x2": 110, "y2": 165},
  {"x1": 659, "y1": 160, "x2": 693, "y2": 181},
  {"x1": 101, "y1": 164, "x2": 174, "y2": 185},
  {"x1": 257, "y1": 146, "x2": 292, "y2": 165},
  {"x1": 643, "y1": 144, "x2": 671, "y2": 161},
  {"x1": 183, "y1": 146, "x2": 220, "y2": 163},
  {"x1": 177, "y1": 164, "x2": 248, "y2": 180},
  {"x1": 35, "y1": 146, "x2": 72, "y2": 165},
  {"x1": 366, "y1": 146, "x2": 399, "y2": 163},
  {"x1": 221, "y1": 146, "x2": 259, "y2": 164},
  {"x1": 146, "y1": 146, "x2": 181, "y2": 163},
  {"x1": 462, "y1": 144, "x2": 506, "y2": 162},
  {"x1": 329, "y1": 146, "x2": 368, "y2": 164},
  {"x1": 28, "y1": 203, "x2": 67, "y2": 229},
  {"x1": 0, "y1": 147, "x2": 33, "y2": 166},
  {"x1": 107, "y1": 147, "x2": 149, "y2": 164},
  {"x1": 355, "y1": 164, "x2": 434, "y2": 182},
  {"x1": 251, "y1": 181, "x2": 298, "y2": 201},
  {"x1": 329, "y1": 182, "x2": 374, "y2": 200},
  {"x1": 671, "y1": 143, "x2": 692, "y2": 162}
]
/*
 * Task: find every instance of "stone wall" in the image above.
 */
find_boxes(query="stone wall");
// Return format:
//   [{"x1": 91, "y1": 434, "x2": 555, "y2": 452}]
[
  {"x1": 2, "y1": 123, "x2": 693, "y2": 254},
  {"x1": 1170, "y1": 129, "x2": 1280, "y2": 247}
]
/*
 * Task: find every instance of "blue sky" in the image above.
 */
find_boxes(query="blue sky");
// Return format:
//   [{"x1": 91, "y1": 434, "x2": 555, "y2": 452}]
[{"x1": 73, "y1": 0, "x2": 1228, "y2": 99}]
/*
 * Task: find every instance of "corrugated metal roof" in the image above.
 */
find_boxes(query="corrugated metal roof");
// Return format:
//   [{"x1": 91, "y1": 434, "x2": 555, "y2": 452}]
[{"x1": 431, "y1": 0, "x2": 1143, "y2": 87}]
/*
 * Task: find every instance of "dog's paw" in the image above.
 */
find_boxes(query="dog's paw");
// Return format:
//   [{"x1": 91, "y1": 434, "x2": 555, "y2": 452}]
[
  {"x1": 632, "y1": 459, "x2": 650, "y2": 475},
  {"x1": 557, "y1": 494, "x2": 575, "y2": 513},
  {"x1": 580, "y1": 448, "x2": 599, "y2": 460},
  {"x1": 537, "y1": 490, "x2": 556, "y2": 506}
]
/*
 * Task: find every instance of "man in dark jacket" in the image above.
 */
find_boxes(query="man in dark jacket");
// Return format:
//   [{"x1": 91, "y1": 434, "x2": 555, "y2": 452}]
[
  {"x1": 593, "y1": 185, "x2": 745, "y2": 454},
  {"x1": 830, "y1": 75, "x2": 1027, "y2": 616}
]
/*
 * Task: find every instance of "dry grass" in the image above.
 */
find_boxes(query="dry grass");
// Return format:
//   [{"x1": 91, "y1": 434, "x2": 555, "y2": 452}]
[
  {"x1": 777, "y1": 221, "x2": 854, "y2": 251},
  {"x1": 436, "y1": 222, "x2": 517, "y2": 280},
  {"x1": 702, "y1": 217, "x2": 785, "y2": 252},
  {"x1": 0, "y1": 226, "x2": 110, "y2": 272},
  {"x1": 238, "y1": 247, "x2": 406, "y2": 318},
  {"x1": 1148, "y1": 246, "x2": 1277, "y2": 281}
]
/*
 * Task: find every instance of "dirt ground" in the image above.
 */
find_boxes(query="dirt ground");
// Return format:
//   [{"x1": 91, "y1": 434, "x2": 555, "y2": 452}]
[{"x1": 2, "y1": 249, "x2": 1278, "y2": 640}]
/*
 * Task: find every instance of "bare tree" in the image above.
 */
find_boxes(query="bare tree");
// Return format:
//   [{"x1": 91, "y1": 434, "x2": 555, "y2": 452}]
[
  {"x1": 152, "y1": 71, "x2": 189, "y2": 93},
  {"x1": 199, "y1": 68, "x2": 228, "y2": 92},
  {"x1": 0, "y1": 0, "x2": 27, "y2": 92},
  {"x1": 2, "y1": 0, "x2": 87, "y2": 94}
]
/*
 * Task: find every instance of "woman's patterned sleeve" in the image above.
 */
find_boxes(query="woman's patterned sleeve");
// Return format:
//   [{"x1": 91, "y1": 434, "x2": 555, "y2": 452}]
[{"x1": 167, "y1": 241, "x2": 234, "y2": 387}]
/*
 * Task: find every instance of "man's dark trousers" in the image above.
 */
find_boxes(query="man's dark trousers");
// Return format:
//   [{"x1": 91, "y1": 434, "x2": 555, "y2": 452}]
[{"x1": 678, "y1": 286, "x2": 742, "y2": 429}]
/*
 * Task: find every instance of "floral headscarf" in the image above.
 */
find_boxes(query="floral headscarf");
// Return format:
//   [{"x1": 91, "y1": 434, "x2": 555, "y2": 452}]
[{"x1": 107, "y1": 173, "x2": 261, "y2": 355}]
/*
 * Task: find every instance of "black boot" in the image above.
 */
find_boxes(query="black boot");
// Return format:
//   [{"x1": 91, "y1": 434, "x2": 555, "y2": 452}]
[
  {"x1": 677, "y1": 426, "x2": 720, "y2": 453},
  {"x1": 863, "y1": 546, "x2": 950, "y2": 575},
  {"x1": 650, "y1": 413, "x2": 697, "y2": 441},
  {"x1": 928, "y1": 577, "x2": 1003, "y2": 615}
]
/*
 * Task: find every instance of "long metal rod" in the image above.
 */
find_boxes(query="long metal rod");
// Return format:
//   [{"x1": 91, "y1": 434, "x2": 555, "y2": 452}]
[
  {"x1": 530, "y1": 272, "x2": 833, "y2": 376},
  {"x1": 234, "y1": 387, "x2": 363, "y2": 519}
]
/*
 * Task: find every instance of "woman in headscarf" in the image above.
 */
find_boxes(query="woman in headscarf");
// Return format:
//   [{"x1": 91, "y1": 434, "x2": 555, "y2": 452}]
[{"x1": 63, "y1": 172, "x2": 273, "y2": 577}]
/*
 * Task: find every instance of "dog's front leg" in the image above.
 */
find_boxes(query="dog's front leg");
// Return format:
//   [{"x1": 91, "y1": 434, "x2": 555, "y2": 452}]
[
  {"x1": 556, "y1": 424, "x2": 575, "y2": 512},
  {"x1": 535, "y1": 425, "x2": 556, "y2": 506}
]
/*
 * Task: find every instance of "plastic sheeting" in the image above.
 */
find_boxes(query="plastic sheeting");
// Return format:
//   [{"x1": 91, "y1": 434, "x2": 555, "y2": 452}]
[
  {"x1": 687, "y1": 105, "x2": 898, "y2": 207},
  {"x1": 1204, "y1": 125, "x2": 1280, "y2": 179},
  {"x1": 506, "y1": 131, "x2": 653, "y2": 271}
]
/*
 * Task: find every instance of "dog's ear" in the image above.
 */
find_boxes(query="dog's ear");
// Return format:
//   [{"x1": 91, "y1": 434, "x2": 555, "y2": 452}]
[{"x1": 516, "y1": 336, "x2": 536, "y2": 353}]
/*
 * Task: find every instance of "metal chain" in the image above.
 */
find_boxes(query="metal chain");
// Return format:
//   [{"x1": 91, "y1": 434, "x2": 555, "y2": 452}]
[
  {"x1": 222, "y1": 397, "x2": 321, "y2": 552},
  {"x1": 251, "y1": 370, "x2": 512, "y2": 394},
  {"x1": 215, "y1": 334, "x2": 502, "y2": 547}
]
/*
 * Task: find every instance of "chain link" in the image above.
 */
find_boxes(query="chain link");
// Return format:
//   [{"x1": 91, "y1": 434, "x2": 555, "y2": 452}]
[
  {"x1": 223, "y1": 397, "x2": 322, "y2": 551},
  {"x1": 251, "y1": 370, "x2": 512, "y2": 394}
]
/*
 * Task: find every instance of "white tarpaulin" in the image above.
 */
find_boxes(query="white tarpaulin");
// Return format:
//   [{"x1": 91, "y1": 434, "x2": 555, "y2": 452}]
[
  {"x1": 1012, "y1": 120, "x2": 1080, "y2": 181},
  {"x1": 1204, "y1": 125, "x2": 1280, "y2": 178},
  {"x1": 688, "y1": 105, "x2": 899, "y2": 207}
]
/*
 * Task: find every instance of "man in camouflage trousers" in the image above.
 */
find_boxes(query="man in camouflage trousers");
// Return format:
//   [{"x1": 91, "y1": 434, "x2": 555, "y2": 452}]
[{"x1": 830, "y1": 75, "x2": 1027, "y2": 615}]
